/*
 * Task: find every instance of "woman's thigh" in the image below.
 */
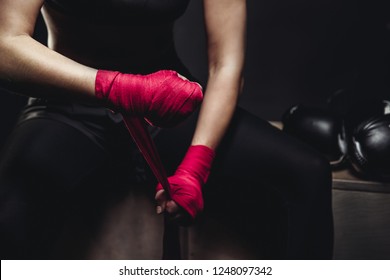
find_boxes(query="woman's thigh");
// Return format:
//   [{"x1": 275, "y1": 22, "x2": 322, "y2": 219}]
[
  {"x1": 0, "y1": 117, "x2": 129, "y2": 258},
  {"x1": 155, "y1": 106, "x2": 331, "y2": 193},
  {"x1": 154, "y1": 106, "x2": 333, "y2": 259}
]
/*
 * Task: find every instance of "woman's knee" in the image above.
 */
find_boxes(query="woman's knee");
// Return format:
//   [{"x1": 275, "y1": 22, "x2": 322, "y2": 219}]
[
  {"x1": 306, "y1": 153, "x2": 332, "y2": 182},
  {"x1": 289, "y1": 151, "x2": 332, "y2": 201}
]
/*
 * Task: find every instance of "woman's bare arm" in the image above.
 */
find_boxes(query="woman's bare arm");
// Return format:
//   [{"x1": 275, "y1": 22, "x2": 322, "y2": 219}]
[
  {"x1": 191, "y1": 0, "x2": 246, "y2": 150},
  {"x1": 0, "y1": 0, "x2": 97, "y2": 99}
]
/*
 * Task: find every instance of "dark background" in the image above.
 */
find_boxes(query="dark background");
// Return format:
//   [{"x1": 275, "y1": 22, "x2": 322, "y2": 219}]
[
  {"x1": 175, "y1": 0, "x2": 390, "y2": 119},
  {"x1": 1, "y1": 0, "x2": 390, "y2": 260},
  {"x1": 1, "y1": 0, "x2": 390, "y2": 146}
]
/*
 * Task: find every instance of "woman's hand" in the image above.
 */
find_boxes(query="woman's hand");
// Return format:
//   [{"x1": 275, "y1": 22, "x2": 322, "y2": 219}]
[
  {"x1": 155, "y1": 189, "x2": 193, "y2": 225},
  {"x1": 155, "y1": 145, "x2": 215, "y2": 224},
  {"x1": 95, "y1": 70, "x2": 203, "y2": 127}
]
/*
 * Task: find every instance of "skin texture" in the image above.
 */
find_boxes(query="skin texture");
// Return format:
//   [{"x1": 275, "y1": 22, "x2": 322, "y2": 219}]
[{"x1": 0, "y1": 0, "x2": 246, "y2": 218}]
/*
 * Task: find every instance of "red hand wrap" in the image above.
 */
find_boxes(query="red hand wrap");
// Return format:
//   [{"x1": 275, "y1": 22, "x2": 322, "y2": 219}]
[
  {"x1": 157, "y1": 145, "x2": 215, "y2": 219},
  {"x1": 95, "y1": 70, "x2": 203, "y2": 127}
]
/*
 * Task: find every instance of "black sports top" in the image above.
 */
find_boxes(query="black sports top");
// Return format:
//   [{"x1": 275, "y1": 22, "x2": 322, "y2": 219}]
[{"x1": 44, "y1": 0, "x2": 191, "y2": 25}]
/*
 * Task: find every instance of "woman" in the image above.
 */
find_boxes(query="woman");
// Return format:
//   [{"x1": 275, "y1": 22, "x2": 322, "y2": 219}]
[{"x1": 0, "y1": 0, "x2": 333, "y2": 259}]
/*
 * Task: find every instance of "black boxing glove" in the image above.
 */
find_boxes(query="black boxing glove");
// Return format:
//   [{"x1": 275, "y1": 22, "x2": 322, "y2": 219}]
[
  {"x1": 350, "y1": 114, "x2": 390, "y2": 181},
  {"x1": 327, "y1": 89, "x2": 390, "y2": 142},
  {"x1": 282, "y1": 104, "x2": 347, "y2": 168}
]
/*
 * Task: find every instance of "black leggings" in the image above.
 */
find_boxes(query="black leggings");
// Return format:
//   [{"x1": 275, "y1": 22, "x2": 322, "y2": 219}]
[{"x1": 0, "y1": 104, "x2": 333, "y2": 259}]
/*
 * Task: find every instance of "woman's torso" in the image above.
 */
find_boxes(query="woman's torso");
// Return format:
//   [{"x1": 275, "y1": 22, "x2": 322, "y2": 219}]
[
  {"x1": 42, "y1": 0, "x2": 191, "y2": 73},
  {"x1": 20, "y1": 0, "x2": 193, "y2": 145}
]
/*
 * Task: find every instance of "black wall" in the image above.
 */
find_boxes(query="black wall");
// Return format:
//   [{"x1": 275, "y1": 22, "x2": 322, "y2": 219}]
[{"x1": 1, "y1": 0, "x2": 390, "y2": 146}]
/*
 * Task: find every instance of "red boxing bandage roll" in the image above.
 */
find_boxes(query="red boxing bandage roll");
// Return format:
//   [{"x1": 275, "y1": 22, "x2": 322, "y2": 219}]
[
  {"x1": 95, "y1": 70, "x2": 203, "y2": 127},
  {"x1": 156, "y1": 145, "x2": 215, "y2": 219}
]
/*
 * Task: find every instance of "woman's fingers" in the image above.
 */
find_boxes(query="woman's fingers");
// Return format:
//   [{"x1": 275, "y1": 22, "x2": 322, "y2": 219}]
[
  {"x1": 177, "y1": 72, "x2": 203, "y2": 91},
  {"x1": 155, "y1": 189, "x2": 167, "y2": 214},
  {"x1": 165, "y1": 200, "x2": 180, "y2": 214},
  {"x1": 155, "y1": 190, "x2": 193, "y2": 225}
]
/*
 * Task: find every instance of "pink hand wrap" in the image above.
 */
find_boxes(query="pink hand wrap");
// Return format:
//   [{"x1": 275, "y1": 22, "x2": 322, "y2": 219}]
[
  {"x1": 95, "y1": 70, "x2": 203, "y2": 127},
  {"x1": 97, "y1": 69, "x2": 204, "y2": 258},
  {"x1": 156, "y1": 145, "x2": 215, "y2": 219}
]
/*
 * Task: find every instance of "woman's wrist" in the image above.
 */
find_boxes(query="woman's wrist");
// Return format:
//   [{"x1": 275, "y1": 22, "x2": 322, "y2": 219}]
[{"x1": 190, "y1": 138, "x2": 218, "y2": 151}]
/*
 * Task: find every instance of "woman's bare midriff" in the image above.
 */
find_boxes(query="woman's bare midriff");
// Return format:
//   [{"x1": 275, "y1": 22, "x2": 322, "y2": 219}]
[{"x1": 41, "y1": 3, "x2": 176, "y2": 71}]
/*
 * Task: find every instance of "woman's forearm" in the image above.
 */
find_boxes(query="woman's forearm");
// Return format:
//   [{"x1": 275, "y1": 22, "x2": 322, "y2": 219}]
[
  {"x1": 196, "y1": 0, "x2": 246, "y2": 150},
  {"x1": 0, "y1": 34, "x2": 97, "y2": 99},
  {"x1": 191, "y1": 66, "x2": 243, "y2": 150}
]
